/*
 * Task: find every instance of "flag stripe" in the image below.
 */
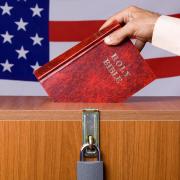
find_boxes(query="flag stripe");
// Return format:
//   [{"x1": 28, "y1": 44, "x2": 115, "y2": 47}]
[
  {"x1": 49, "y1": 20, "x2": 104, "y2": 42},
  {"x1": 147, "y1": 56, "x2": 180, "y2": 78},
  {"x1": 49, "y1": 14, "x2": 180, "y2": 42}
]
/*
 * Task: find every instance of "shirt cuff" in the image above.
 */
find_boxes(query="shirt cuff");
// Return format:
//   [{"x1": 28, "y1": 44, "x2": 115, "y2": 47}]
[{"x1": 152, "y1": 15, "x2": 180, "y2": 55}]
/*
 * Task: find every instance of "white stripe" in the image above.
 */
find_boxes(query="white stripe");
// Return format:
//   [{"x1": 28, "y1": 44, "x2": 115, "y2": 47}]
[
  {"x1": 141, "y1": 43, "x2": 174, "y2": 59},
  {"x1": 50, "y1": 42, "x2": 77, "y2": 60},
  {"x1": 50, "y1": 0, "x2": 180, "y2": 20},
  {"x1": 135, "y1": 76, "x2": 180, "y2": 96},
  {"x1": 0, "y1": 77, "x2": 180, "y2": 96},
  {"x1": 49, "y1": 42, "x2": 174, "y2": 60},
  {"x1": 0, "y1": 80, "x2": 47, "y2": 96}
]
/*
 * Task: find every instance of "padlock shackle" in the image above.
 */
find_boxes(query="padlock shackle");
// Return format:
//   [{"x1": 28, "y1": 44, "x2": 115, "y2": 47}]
[{"x1": 80, "y1": 143, "x2": 101, "y2": 161}]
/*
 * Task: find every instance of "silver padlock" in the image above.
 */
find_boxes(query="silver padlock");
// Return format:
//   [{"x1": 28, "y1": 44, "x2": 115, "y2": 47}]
[{"x1": 77, "y1": 143, "x2": 103, "y2": 180}]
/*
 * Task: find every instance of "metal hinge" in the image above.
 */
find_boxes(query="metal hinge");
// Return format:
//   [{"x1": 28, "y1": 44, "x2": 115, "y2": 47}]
[{"x1": 82, "y1": 109, "x2": 100, "y2": 158}]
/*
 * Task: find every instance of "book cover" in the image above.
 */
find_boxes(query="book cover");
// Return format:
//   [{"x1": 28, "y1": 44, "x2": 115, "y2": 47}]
[{"x1": 34, "y1": 21, "x2": 156, "y2": 103}]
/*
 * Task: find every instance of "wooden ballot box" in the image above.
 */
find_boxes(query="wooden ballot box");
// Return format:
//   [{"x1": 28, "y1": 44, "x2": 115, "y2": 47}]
[{"x1": 0, "y1": 96, "x2": 180, "y2": 180}]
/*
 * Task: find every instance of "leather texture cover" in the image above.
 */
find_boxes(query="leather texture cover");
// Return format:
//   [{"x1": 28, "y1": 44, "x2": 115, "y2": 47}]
[{"x1": 34, "y1": 22, "x2": 156, "y2": 103}]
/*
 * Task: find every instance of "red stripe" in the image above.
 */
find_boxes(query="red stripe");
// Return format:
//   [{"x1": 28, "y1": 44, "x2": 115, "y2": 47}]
[
  {"x1": 147, "y1": 56, "x2": 180, "y2": 78},
  {"x1": 171, "y1": 14, "x2": 180, "y2": 18},
  {"x1": 49, "y1": 20, "x2": 104, "y2": 42},
  {"x1": 49, "y1": 14, "x2": 180, "y2": 42}
]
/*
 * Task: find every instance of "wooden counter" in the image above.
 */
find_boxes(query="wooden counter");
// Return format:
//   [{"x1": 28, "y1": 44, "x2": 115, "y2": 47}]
[{"x1": 0, "y1": 96, "x2": 179, "y2": 180}]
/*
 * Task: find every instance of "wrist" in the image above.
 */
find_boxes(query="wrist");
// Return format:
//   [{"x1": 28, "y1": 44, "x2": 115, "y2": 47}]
[{"x1": 149, "y1": 13, "x2": 161, "y2": 42}]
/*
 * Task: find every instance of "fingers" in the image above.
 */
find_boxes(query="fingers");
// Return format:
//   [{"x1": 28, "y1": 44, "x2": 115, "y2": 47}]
[
  {"x1": 99, "y1": 10, "x2": 127, "y2": 31},
  {"x1": 99, "y1": 6, "x2": 138, "y2": 31},
  {"x1": 104, "y1": 24, "x2": 133, "y2": 45},
  {"x1": 99, "y1": 17, "x2": 117, "y2": 31},
  {"x1": 134, "y1": 39, "x2": 146, "y2": 51}
]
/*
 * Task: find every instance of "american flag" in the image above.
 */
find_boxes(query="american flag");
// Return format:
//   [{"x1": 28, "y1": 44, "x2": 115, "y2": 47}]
[{"x1": 0, "y1": 0, "x2": 179, "y2": 96}]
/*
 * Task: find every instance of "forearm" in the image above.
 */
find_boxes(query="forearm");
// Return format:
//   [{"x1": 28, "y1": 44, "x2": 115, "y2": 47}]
[{"x1": 152, "y1": 15, "x2": 180, "y2": 55}]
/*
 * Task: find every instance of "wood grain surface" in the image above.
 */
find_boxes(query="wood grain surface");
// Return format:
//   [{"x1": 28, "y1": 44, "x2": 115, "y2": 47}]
[{"x1": 0, "y1": 96, "x2": 179, "y2": 180}]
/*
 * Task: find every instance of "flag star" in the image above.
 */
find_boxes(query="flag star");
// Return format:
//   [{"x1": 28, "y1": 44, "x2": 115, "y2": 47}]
[
  {"x1": 0, "y1": 60, "x2": 14, "y2": 72},
  {"x1": 15, "y1": 18, "x2": 28, "y2": 31},
  {"x1": 31, "y1": 61, "x2": 41, "y2": 71},
  {"x1": 30, "y1": 33, "x2": 44, "y2": 46},
  {"x1": 0, "y1": 2, "x2": 13, "y2": 16},
  {"x1": 0, "y1": 31, "x2": 14, "y2": 44},
  {"x1": 30, "y1": 4, "x2": 43, "y2": 17},
  {"x1": 15, "y1": 46, "x2": 29, "y2": 59}
]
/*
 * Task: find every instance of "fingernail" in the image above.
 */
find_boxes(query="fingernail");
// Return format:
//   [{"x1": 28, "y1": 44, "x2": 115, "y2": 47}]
[{"x1": 104, "y1": 36, "x2": 111, "y2": 44}]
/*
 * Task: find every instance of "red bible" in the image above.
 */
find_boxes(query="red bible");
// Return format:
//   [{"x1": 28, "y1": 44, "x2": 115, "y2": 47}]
[{"x1": 34, "y1": 21, "x2": 156, "y2": 103}]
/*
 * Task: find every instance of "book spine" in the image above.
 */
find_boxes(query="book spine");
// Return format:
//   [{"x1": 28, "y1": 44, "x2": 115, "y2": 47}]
[{"x1": 34, "y1": 21, "x2": 121, "y2": 81}]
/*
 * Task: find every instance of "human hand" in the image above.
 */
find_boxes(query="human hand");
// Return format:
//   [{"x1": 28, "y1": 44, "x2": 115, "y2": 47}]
[{"x1": 100, "y1": 6, "x2": 160, "y2": 51}]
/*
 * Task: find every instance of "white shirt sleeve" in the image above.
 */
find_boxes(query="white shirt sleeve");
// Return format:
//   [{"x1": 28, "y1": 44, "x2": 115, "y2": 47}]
[{"x1": 152, "y1": 15, "x2": 180, "y2": 55}]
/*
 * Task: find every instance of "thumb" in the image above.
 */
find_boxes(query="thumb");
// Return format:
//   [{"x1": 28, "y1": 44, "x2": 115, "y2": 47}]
[{"x1": 104, "y1": 24, "x2": 133, "y2": 45}]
